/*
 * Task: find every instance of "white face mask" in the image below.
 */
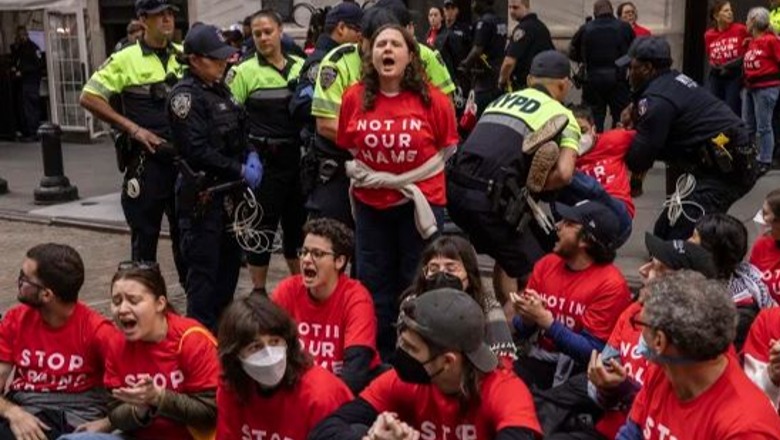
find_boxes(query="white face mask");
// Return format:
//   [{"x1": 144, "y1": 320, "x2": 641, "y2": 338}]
[
  {"x1": 754, "y1": 209, "x2": 770, "y2": 236},
  {"x1": 579, "y1": 133, "x2": 595, "y2": 156},
  {"x1": 241, "y1": 345, "x2": 287, "y2": 388}
]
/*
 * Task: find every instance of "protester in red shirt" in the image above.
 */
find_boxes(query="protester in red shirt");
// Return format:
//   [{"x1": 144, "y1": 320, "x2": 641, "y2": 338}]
[
  {"x1": 751, "y1": 188, "x2": 780, "y2": 303},
  {"x1": 617, "y1": 271, "x2": 780, "y2": 439},
  {"x1": 337, "y1": 23, "x2": 459, "y2": 359},
  {"x1": 743, "y1": 307, "x2": 780, "y2": 410},
  {"x1": 743, "y1": 7, "x2": 780, "y2": 174},
  {"x1": 704, "y1": 0, "x2": 749, "y2": 116},
  {"x1": 0, "y1": 244, "x2": 117, "y2": 439},
  {"x1": 272, "y1": 218, "x2": 381, "y2": 393},
  {"x1": 617, "y1": 2, "x2": 651, "y2": 37},
  {"x1": 65, "y1": 263, "x2": 219, "y2": 440},
  {"x1": 426, "y1": 6, "x2": 443, "y2": 47},
  {"x1": 512, "y1": 200, "x2": 632, "y2": 390},
  {"x1": 216, "y1": 295, "x2": 353, "y2": 440},
  {"x1": 310, "y1": 288, "x2": 542, "y2": 440}
]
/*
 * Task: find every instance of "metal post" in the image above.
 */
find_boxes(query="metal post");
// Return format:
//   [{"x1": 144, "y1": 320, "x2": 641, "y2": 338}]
[
  {"x1": 0, "y1": 176, "x2": 7, "y2": 194},
  {"x1": 33, "y1": 123, "x2": 78, "y2": 204}
]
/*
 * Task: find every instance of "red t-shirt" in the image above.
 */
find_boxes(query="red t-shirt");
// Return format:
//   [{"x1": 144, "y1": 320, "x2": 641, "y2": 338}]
[
  {"x1": 272, "y1": 274, "x2": 381, "y2": 374},
  {"x1": 750, "y1": 236, "x2": 780, "y2": 303},
  {"x1": 743, "y1": 307, "x2": 780, "y2": 363},
  {"x1": 361, "y1": 368, "x2": 542, "y2": 438},
  {"x1": 527, "y1": 254, "x2": 632, "y2": 351},
  {"x1": 744, "y1": 32, "x2": 780, "y2": 88},
  {"x1": 0, "y1": 302, "x2": 116, "y2": 393},
  {"x1": 104, "y1": 313, "x2": 219, "y2": 440},
  {"x1": 632, "y1": 23, "x2": 651, "y2": 37},
  {"x1": 216, "y1": 366, "x2": 353, "y2": 440},
  {"x1": 576, "y1": 129, "x2": 636, "y2": 218},
  {"x1": 705, "y1": 23, "x2": 749, "y2": 66},
  {"x1": 596, "y1": 302, "x2": 648, "y2": 438},
  {"x1": 337, "y1": 83, "x2": 459, "y2": 209},
  {"x1": 629, "y1": 358, "x2": 780, "y2": 438}
]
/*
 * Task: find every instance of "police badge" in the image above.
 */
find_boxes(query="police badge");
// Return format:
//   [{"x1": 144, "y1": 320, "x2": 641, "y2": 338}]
[
  {"x1": 638, "y1": 98, "x2": 648, "y2": 117},
  {"x1": 306, "y1": 62, "x2": 321, "y2": 84},
  {"x1": 513, "y1": 28, "x2": 525, "y2": 42},
  {"x1": 171, "y1": 92, "x2": 191, "y2": 119},
  {"x1": 319, "y1": 66, "x2": 338, "y2": 90}
]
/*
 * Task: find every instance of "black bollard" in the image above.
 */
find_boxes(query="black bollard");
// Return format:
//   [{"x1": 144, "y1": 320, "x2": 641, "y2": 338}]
[
  {"x1": 0, "y1": 176, "x2": 6, "y2": 194},
  {"x1": 33, "y1": 124, "x2": 78, "y2": 204}
]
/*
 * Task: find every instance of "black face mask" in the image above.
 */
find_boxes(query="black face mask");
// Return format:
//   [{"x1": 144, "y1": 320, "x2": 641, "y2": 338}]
[
  {"x1": 392, "y1": 348, "x2": 441, "y2": 384},
  {"x1": 422, "y1": 272, "x2": 464, "y2": 292}
]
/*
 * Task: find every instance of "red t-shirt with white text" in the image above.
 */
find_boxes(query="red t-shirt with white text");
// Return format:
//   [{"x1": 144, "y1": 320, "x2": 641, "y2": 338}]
[
  {"x1": 750, "y1": 236, "x2": 780, "y2": 303},
  {"x1": 527, "y1": 254, "x2": 632, "y2": 352},
  {"x1": 705, "y1": 23, "x2": 749, "y2": 66},
  {"x1": 576, "y1": 129, "x2": 636, "y2": 218},
  {"x1": 0, "y1": 302, "x2": 116, "y2": 393},
  {"x1": 743, "y1": 307, "x2": 780, "y2": 364},
  {"x1": 272, "y1": 274, "x2": 381, "y2": 374},
  {"x1": 216, "y1": 366, "x2": 353, "y2": 440},
  {"x1": 337, "y1": 83, "x2": 459, "y2": 209},
  {"x1": 744, "y1": 32, "x2": 780, "y2": 88},
  {"x1": 104, "y1": 313, "x2": 219, "y2": 440},
  {"x1": 361, "y1": 368, "x2": 542, "y2": 438},
  {"x1": 629, "y1": 358, "x2": 780, "y2": 439}
]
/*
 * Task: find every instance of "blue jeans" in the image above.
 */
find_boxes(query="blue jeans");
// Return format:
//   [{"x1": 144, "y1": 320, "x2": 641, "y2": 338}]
[
  {"x1": 743, "y1": 86, "x2": 780, "y2": 164},
  {"x1": 708, "y1": 71, "x2": 743, "y2": 117},
  {"x1": 354, "y1": 200, "x2": 444, "y2": 360}
]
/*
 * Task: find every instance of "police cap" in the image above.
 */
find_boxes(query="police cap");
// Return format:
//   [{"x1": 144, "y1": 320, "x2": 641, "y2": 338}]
[
  {"x1": 529, "y1": 50, "x2": 571, "y2": 79},
  {"x1": 135, "y1": 0, "x2": 179, "y2": 16},
  {"x1": 183, "y1": 23, "x2": 238, "y2": 60},
  {"x1": 325, "y1": 2, "x2": 364, "y2": 29},
  {"x1": 616, "y1": 36, "x2": 672, "y2": 68}
]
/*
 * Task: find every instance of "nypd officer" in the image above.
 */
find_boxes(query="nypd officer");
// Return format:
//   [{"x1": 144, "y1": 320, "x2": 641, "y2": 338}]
[
  {"x1": 168, "y1": 23, "x2": 262, "y2": 332},
  {"x1": 498, "y1": 0, "x2": 554, "y2": 92},
  {"x1": 618, "y1": 37, "x2": 758, "y2": 240},
  {"x1": 447, "y1": 50, "x2": 580, "y2": 303},
  {"x1": 460, "y1": 0, "x2": 507, "y2": 116},
  {"x1": 80, "y1": 0, "x2": 186, "y2": 283},
  {"x1": 228, "y1": 10, "x2": 306, "y2": 295}
]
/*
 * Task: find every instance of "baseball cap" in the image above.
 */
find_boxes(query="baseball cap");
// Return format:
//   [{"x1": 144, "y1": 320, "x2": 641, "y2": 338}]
[
  {"x1": 377, "y1": 0, "x2": 413, "y2": 27},
  {"x1": 400, "y1": 288, "x2": 498, "y2": 373},
  {"x1": 554, "y1": 199, "x2": 621, "y2": 249},
  {"x1": 529, "y1": 50, "x2": 572, "y2": 79},
  {"x1": 616, "y1": 36, "x2": 672, "y2": 68},
  {"x1": 644, "y1": 232, "x2": 717, "y2": 278},
  {"x1": 183, "y1": 23, "x2": 238, "y2": 60},
  {"x1": 361, "y1": 7, "x2": 400, "y2": 39},
  {"x1": 325, "y1": 2, "x2": 364, "y2": 28},
  {"x1": 443, "y1": 0, "x2": 456, "y2": 6},
  {"x1": 135, "y1": 0, "x2": 179, "y2": 16}
]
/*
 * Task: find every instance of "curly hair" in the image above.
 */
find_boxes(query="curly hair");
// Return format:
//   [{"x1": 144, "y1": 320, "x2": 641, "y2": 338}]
[
  {"x1": 303, "y1": 218, "x2": 355, "y2": 270},
  {"x1": 360, "y1": 24, "x2": 431, "y2": 111},
  {"x1": 217, "y1": 295, "x2": 312, "y2": 403}
]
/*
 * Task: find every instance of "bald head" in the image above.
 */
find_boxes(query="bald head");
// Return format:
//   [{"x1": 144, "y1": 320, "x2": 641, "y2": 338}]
[{"x1": 594, "y1": 0, "x2": 613, "y2": 16}]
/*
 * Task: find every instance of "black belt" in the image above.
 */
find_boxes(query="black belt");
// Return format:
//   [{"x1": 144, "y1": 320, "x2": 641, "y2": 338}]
[
  {"x1": 448, "y1": 168, "x2": 495, "y2": 194},
  {"x1": 248, "y1": 134, "x2": 297, "y2": 147}
]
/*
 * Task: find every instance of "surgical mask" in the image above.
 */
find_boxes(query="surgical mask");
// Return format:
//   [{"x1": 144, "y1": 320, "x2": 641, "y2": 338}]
[
  {"x1": 637, "y1": 334, "x2": 698, "y2": 365},
  {"x1": 422, "y1": 272, "x2": 464, "y2": 292},
  {"x1": 579, "y1": 133, "x2": 595, "y2": 156},
  {"x1": 754, "y1": 209, "x2": 770, "y2": 237},
  {"x1": 241, "y1": 346, "x2": 287, "y2": 388},
  {"x1": 392, "y1": 348, "x2": 442, "y2": 384}
]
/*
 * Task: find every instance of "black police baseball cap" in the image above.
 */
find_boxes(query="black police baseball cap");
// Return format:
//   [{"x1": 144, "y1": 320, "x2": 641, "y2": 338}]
[
  {"x1": 616, "y1": 36, "x2": 672, "y2": 68},
  {"x1": 361, "y1": 7, "x2": 400, "y2": 39},
  {"x1": 530, "y1": 50, "x2": 572, "y2": 79},
  {"x1": 325, "y1": 2, "x2": 364, "y2": 28},
  {"x1": 377, "y1": 0, "x2": 413, "y2": 27},
  {"x1": 135, "y1": 0, "x2": 179, "y2": 16},
  {"x1": 400, "y1": 288, "x2": 498, "y2": 373},
  {"x1": 554, "y1": 199, "x2": 621, "y2": 249},
  {"x1": 644, "y1": 233, "x2": 717, "y2": 278},
  {"x1": 183, "y1": 23, "x2": 238, "y2": 60}
]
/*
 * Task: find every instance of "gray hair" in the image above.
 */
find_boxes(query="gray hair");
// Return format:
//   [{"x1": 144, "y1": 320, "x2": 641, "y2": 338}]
[
  {"x1": 748, "y1": 7, "x2": 771, "y2": 33},
  {"x1": 643, "y1": 270, "x2": 736, "y2": 360}
]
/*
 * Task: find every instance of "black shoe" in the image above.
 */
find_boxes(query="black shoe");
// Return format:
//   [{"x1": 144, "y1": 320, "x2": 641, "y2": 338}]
[{"x1": 758, "y1": 162, "x2": 771, "y2": 177}]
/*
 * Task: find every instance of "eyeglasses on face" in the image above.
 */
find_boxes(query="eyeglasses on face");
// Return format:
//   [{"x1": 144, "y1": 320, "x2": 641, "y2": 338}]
[
  {"x1": 17, "y1": 270, "x2": 46, "y2": 292},
  {"x1": 297, "y1": 247, "x2": 336, "y2": 259},
  {"x1": 629, "y1": 312, "x2": 652, "y2": 331}
]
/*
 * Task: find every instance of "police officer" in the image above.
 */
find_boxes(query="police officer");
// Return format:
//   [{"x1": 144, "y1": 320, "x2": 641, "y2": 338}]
[
  {"x1": 80, "y1": 0, "x2": 186, "y2": 284},
  {"x1": 308, "y1": 5, "x2": 455, "y2": 228},
  {"x1": 618, "y1": 36, "x2": 758, "y2": 240},
  {"x1": 168, "y1": 23, "x2": 261, "y2": 332},
  {"x1": 447, "y1": 50, "x2": 580, "y2": 303},
  {"x1": 460, "y1": 0, "x2": 507, "y2": 117},
  {"x1": 10, "y1": 26, "x2": 44, "y2": 142},
  {"x1": 771, "y1": 0, "x2": 780, "y2": 33},
  {"x1": 570, "y1": 0, "x2": 634, "y2": 132},
  {"x1": 228, "y1": 10, "x2": 306, "y2": 295},
  {"x1": 437, "y1": 0, "x2": 472, "y2": 114},
  {"x1": 498, "y1": 0, "x2": 554, "y2": 92}
]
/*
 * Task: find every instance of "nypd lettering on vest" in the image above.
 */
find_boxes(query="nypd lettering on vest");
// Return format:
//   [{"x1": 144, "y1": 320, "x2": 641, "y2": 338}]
[{"x1": 488, "y1": 93, "x2": 542, "y2": 114}]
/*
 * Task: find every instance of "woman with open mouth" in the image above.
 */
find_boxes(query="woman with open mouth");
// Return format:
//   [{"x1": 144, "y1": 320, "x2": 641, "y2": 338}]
[
  {"x1": 336, "y1": 24, "x2": 459, "y2": 360},
  {"x1": 61, "y1": 262, "x2": 219, "y2": 440}
]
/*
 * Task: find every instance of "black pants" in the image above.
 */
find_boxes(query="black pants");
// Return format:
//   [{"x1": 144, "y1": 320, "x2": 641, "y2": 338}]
[
  {"x1": 0, "y1": 409, "x2": 73, "y2": 440},
  {"x1": 582, "y1": 80, "x2": 630, "y2": 132},
  {"x1": 121, "y1": 157, "x2": 187, "y2": 285},
  {"x1": 305, "y1": 173, "x2": 354, "y2": 229},
  {"x1": 178, "y1": 192, "x2": 242, "y2": 333},
  {"x1": 20, "y1": 76, "x2": 41, "y2": 137}
]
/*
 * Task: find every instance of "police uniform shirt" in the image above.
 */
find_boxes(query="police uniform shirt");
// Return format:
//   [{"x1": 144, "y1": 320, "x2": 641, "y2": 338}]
[
  {"x1": 436, "y1": 21, "x2": 471, "y2": 78},
  {"x1": 570, "y1": 15, "x2": 634, "y2": 72},
  {"x1": 11, "y1": 39, "x2": 44, "y2": 77},
  {"x1": 506, "y1": 13, "x2": 554, "y2": 89},
  {"x1": 290, "y1": 34, "x2": 341, "y2": 127},
  {"x1": 472, "y1": 12, "x2": 508, "y2": 91},
  {"x1": 227, "y1": 52, "x2": 304, "y2": 139},
  {"x1": 311, "y1": 42, "x2": 455, "y2": 121},
  {"x1": 626, "y1": 70, "x2": 747, "y2": 174},
  {"x1": 168, "y1": 73, "x2": 244, "y2": 181},
  {"x1": 83, "y1": 40, "x2": 183, "y2": 138}
]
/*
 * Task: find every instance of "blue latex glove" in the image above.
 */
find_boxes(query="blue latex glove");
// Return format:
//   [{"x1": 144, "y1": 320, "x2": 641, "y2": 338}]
[{"x1": 243, "y1": 152, "x2": 263, "y2": 189}]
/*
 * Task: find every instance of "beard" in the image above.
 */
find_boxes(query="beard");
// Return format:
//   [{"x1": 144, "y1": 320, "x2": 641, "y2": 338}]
[{"x1": 18, "y1": 290, "x2": 43, "y2": 308}]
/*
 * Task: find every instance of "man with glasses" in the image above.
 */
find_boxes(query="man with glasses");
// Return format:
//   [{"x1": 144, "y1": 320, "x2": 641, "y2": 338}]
[
  {"x1": 510, "y1": 199, "x2": 631, "y2": 391},
  {"x1": 0, "y1": 244, "x2": 118, "y2": 439},
  {"x1": 272, "y1": 218, "x2": 381, "y2": 394}
]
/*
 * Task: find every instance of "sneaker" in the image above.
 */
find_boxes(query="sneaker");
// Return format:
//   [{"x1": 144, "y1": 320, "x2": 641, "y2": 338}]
[
  {"x1": 526, "y1": 142, "x2": 560, "y2": 193},
  {"x1": 522, "y1": 114, "x2": 568, "y2": 155},
  {"x1": 757, "y1": 162, "x2": 771, "y2": 177}
]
